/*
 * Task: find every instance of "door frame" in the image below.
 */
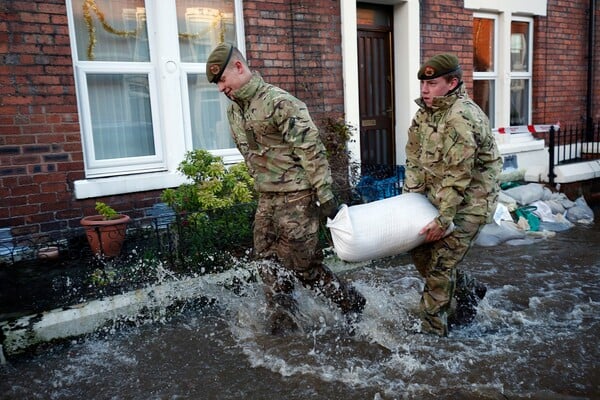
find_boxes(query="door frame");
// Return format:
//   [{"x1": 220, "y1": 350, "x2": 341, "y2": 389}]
[{"x1": 340, "y1": 1, "x2": 421, "y2": 168}]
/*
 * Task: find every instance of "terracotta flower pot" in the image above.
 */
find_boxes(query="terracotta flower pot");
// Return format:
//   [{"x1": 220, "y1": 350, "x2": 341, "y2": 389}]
[{"x1": 80, "y1": 214, "x2": 131, "y2": 257}]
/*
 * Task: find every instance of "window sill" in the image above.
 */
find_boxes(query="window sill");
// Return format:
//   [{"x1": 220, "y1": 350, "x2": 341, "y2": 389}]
[{"x1": 74, "y1": 171, "x2": 188, "y2": 199}]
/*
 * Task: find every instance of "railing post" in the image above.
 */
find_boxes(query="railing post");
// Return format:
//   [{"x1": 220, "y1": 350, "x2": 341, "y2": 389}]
[{"x1": 548, "y1": 125, "x2": 557, "y2": 186}]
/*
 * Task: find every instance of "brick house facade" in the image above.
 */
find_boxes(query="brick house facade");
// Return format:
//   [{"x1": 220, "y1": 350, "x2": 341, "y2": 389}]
[{"x1": 1, "y1": 0, "x2": 598, "y2": 244}]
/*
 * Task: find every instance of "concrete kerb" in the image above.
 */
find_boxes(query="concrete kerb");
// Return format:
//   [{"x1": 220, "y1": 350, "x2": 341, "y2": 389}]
[{"x1": 0, "y1": 266, "x2": 257, "y2": 360}]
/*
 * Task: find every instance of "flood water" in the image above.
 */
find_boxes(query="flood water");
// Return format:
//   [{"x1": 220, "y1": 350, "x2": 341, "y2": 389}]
[{"x1": 1, "y1": 223, "x2": 599, "y2": 400}]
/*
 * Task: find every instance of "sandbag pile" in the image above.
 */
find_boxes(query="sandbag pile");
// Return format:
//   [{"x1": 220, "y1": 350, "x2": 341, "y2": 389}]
[{"x1": 475, "y1": 183, "x2": 595, "y2": 247}]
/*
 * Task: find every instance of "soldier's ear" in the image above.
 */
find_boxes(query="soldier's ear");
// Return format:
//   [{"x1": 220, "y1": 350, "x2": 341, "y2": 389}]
[{"x1": 449, "y1": 77, "x2": 459, "y2": 90}]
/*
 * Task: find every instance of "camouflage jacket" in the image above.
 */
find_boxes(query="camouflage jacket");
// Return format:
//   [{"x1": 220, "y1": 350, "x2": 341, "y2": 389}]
[
  {"x1": 226, "y1": 73, "x2": 334, "y2": 204},
  {"x1": 404, "y1": 84, "x2": 501, "y2": 229}
]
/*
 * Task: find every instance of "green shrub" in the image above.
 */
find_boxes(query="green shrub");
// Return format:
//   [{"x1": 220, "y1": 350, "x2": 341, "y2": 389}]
[
  {"x1": 162, "y1": 149, "x2": 255, "y2": 213},
  {"x1": 161, "y1": 150, "x2": 257, "y2": 270}
]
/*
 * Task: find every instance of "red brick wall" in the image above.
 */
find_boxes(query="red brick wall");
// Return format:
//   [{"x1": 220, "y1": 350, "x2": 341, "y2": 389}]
[
  {"x1": 1, "y1": 0, "x2": 82, "y2": 240},
  {"x1": 243, "y1": 0, "x2": 345, "y2": 121},
  {"x1": 418, "y1": 1, "x2": 475, "y2": 91},
  {"x1": 533, "y1": 0, "x2": 590, "y2": 126}
]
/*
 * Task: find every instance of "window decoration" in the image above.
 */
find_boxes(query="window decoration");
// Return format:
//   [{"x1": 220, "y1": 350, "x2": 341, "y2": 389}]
[
  {"x1": 83, "y1": 0, "x2": 227, "y2": 60},
  {"x1": 83, "y1": 0, "x2": 138, "y2": 60}
]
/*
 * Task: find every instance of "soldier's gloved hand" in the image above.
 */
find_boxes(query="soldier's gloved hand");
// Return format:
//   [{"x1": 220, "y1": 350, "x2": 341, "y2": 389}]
[{"x1": 320, "y1": 198, "x2": 340, "y2": 220}]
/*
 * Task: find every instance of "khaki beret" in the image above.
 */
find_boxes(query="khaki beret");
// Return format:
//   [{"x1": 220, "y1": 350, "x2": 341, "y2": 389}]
[
  {"x1": 417, "y1": 53, "x2": 460, "y2": 80},
  {"x1": 206, "y1": 42, "x2": 234, "y2": 83}
]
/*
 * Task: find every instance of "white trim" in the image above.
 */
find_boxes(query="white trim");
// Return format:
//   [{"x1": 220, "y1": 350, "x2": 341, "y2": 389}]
[
  {"x1": 393, "y1": 0, "x2": 421, "y2": 166},
  {"x1": 464, "y1": 0, "x2": 547, "y2": 16},
  {"x1": 74, "y1": 171, "x2": 188, "y2": 199},
  {"x1": 340, "y1": 4, "x2": 360, "y2": 163}
]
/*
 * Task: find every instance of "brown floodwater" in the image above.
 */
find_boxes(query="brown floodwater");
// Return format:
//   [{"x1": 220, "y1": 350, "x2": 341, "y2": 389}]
[{"x1": 1, "y1": 222, "x2": 599, "y2": 400}]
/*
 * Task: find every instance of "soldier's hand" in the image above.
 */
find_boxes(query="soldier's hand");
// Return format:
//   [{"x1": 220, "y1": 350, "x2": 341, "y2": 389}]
[
  {"x1": 320, "y1": 198, "x2": 340, "y2": 220},
  {"x1": 419, "y1": 219, "x2": 446, "y2": 242}
]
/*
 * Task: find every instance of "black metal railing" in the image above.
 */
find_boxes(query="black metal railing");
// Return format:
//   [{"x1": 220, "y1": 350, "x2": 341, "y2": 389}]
[{"x1": 548, "y1": 121, "x2": 600, "y2": 185}]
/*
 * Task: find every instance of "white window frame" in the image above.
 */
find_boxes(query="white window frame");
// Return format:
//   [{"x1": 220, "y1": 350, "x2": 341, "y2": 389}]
[
  {"x1": 473, "y1": 12, "x2": 534, "y2": 129},
  {"x1": 75, "y1": 63, "x2": 166, "y2": 177},
  {"x1": 66, "y1": 0, "x2": 245, "y2": 199},
  {"x1": 508, "y1": 16, "x2": 533, "y2": 126},
  {"x1": 473, "y1": 13, "x2": 500, "y2": 127}
]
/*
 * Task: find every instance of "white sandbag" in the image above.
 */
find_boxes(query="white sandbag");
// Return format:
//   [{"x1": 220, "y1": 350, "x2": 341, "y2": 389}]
[
  {"x1": 529, "y1": 200, "x2": 555, "y2": 222},
  {"x1": 498, "y1": 191, "x2": 518, "y2": 211},
  {"x1": 474, "y1": 221, "x2": 527, "y2": 247},
  {"x1": 566, "y1": 196, "x2": 595, "y2": 223},
  {"x1": 502, "y1": 183, "x2": 546, "y2": 205},
  {"x1": 326, "y1": 193, "x2": 453, "y2": 263},
  {"x1": 544, "y1": 199, "x2": 566, "y2": 215}
]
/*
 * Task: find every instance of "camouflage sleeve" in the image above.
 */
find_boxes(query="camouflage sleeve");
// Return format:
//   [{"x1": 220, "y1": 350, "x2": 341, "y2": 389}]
[
  {"x1": 227, "y1": 104, "x2": 255, "y2": 176},
  {"x1": 434, "y1": 112, "x2": 478, "y2": 230},
  {"x1": 404, "y1": 114, "x2": 426, "y2": 194},
  {"x1": 273, "y1": 98, "x2": 334, "y2": 204}
]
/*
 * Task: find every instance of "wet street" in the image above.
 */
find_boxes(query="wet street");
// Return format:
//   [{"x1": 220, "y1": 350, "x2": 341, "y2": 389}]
[{"x1": 1, "y1": 221, "x2": 599, "y2": 400}]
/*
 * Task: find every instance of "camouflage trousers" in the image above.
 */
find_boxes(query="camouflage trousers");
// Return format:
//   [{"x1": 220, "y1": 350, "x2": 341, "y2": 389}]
[
  {"x1": 253, "y1": 190, "x2": 357, "y2": 314},
  {"x1": 409, "y1": 213, "x2": 486, "y2": 336}
]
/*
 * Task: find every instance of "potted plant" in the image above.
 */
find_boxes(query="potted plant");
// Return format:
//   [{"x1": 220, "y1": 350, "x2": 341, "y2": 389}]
[{"x1": 80, "y1": 201, "x2": 131, "y2": 257}]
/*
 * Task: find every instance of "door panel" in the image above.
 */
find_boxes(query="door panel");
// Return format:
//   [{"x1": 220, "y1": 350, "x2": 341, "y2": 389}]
[{"x1": 358, "y1": 19, "x2": 394, "y2": 166}]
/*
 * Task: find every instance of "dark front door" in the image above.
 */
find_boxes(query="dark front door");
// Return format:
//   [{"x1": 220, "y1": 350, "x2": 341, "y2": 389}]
[{"x1": 357, "y1": 5, "x2": 395, "y2": 166}]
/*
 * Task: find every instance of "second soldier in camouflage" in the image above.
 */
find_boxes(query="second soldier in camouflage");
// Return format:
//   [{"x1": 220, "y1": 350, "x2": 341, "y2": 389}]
[{"x1": 404, "y1": 53, "x2": 502, "y2": 336}]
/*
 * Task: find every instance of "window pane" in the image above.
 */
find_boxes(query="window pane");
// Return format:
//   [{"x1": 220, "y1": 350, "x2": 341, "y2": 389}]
[
  {"x1": 473, "y1": 79, "x2": 495, "y2": 127},
  {"x1": 72, "y1": 0, "x2": 149, "y2": 62},
  {"x1": 510, "y1": 79, "x2": 529, "y2": 126},
  {"x1": 177, "y1": 1, "x2": 237, "y2": 63},
  {"x1": 473, "y1": 17, "x2": 494, "y2": 72},
  {"x1": 187, "y1": 74, "x2": 235, "y2": 149},
  {"x1": 511, "y1": 21, "x2": 530, "y2": 72},
  {"x1": 87, "y1": 74, "x2": 155, "y2": 160}
]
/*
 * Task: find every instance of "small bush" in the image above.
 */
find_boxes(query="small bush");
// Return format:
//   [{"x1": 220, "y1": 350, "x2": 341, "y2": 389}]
[{"x1": 161, "y1": 150, "x2": 257, "y2": 270}]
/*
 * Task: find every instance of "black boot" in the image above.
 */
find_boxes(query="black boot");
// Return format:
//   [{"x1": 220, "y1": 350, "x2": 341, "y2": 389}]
[
  {"x1": 448, "y1": 278, "x2": 487, "y2": 329},
  {"x1": 342, "y1": 287, "x2": 366, "y2": 335}
]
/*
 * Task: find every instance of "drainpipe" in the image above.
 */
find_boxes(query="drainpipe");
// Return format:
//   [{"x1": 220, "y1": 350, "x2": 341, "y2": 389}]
[{"x1": 585, "y1": 0, "x2": 596, "y2": 139}]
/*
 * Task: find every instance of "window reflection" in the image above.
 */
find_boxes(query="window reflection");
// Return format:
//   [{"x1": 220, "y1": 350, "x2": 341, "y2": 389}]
[
  {"x1": 473, "y1": 80, "x2": 495, "y2": 127},
  {"x1": 177, "y1": 3, "x2": 236, "y2": 63},
  {"x1": 74, "y1": 0, "x2": 149, "y2": 62},
  {"x1": 473, "y1": 18, "x2": 494, "y2": 72},
  {"x1": 510, "y1": 79, "x2": 529, "y2": 126},
  {"x1": 510, "y1": 21, "x2": 529, "y2": 72}
]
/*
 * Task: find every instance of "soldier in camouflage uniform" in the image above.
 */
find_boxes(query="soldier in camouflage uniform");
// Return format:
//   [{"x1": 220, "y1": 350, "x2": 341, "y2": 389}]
[
  {"x1": 206, "y1": 43, "x2": 365, "y2": 335},
  {"x1": 404, "y1": 53, "x2": 502, "y2": 336}
]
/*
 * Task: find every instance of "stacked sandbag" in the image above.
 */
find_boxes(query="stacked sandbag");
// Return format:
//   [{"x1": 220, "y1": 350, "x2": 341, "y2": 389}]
[
  {"x1": 475, "y1": 182, "x2": 595, "y2": 246},
  {"x1": 326, "y1": 193, "x2": 453, "y2": 262}
]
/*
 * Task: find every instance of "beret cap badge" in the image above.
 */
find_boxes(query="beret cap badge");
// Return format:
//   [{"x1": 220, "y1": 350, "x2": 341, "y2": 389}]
[
  {"x1": 424, "y1": 66, "x2": 435, "y2": 77},
  {"x1": 209, "y1": 64, "x2": 221, "y2": 76}
]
